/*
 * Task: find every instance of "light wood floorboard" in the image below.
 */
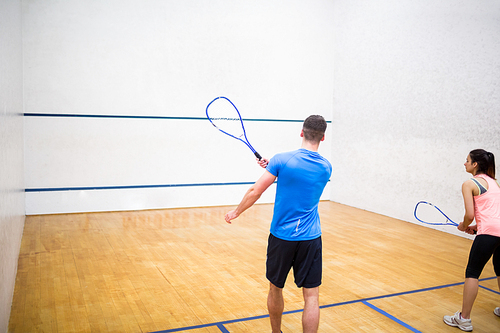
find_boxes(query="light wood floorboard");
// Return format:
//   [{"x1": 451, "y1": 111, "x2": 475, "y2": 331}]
[{"x1": 8, "y1": 202, "x2": 500, "y2": 332}]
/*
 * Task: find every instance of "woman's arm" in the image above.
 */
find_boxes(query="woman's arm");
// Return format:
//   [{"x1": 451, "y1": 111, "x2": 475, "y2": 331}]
[{"x1": 459, "y1": 180, "x2": 476, "y2": 231}]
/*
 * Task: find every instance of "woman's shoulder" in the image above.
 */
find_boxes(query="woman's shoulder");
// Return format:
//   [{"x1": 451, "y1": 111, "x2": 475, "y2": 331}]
[
  {"x1": 463, "y1": 177, "x2": 478, "y2": 185},
  {"x1": 462, "y1": 178, "x2": 479, "y2": 195}
]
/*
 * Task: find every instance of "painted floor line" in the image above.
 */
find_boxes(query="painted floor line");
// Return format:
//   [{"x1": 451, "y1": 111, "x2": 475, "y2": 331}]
[
  {"x1": 150, "y1": 276, "x2": 497, "y2": 333},
  {"x1": 362, "y1": 300, "x2": 422, "y2": 333}
]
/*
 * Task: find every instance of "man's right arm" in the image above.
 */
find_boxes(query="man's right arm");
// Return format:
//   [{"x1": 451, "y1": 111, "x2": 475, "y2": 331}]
[{"x1": 224, "y1": 170, "x2": 276, "y2": 223}]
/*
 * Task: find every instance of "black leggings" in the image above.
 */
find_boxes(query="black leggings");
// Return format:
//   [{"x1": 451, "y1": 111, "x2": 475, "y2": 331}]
[{"x1": 465, "y1": 234, "x2": 500, "y2": 279}]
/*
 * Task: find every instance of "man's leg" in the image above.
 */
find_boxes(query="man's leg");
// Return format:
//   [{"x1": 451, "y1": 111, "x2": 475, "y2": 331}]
[
  {"x1": 302, "y1": 287, "x2": 320, "y2": 333},
  {"x1": 268, "y1": 282, "x2": 284, "y2": 333}
]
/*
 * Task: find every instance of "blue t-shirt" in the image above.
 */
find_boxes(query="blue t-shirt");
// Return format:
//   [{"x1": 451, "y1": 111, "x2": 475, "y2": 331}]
[{"x1": 266, "y1": 148, "x2": 332, "y2": 241}]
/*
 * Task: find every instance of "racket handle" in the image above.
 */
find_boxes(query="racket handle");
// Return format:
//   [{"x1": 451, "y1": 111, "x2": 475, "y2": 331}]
[{"x1": 254, "y1": 152, "x2": 262, "y2": 160}]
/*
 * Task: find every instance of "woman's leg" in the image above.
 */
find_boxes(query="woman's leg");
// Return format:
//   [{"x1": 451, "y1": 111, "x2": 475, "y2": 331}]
[
  {"x1": 462, "y1": 235, "x2": 500, "y2": 318},
  {"x1": 461, "y1": 278, "x2": 479, "y2": 319}
]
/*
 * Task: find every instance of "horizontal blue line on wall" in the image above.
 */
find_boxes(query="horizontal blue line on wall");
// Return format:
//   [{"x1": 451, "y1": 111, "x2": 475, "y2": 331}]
[
  {"x1": 25, "y1": 181, "x2": 263, "y2": 192},
  {"x1": 24, "y1": 113, "x2": 332, "y2": 123},
  {"x1": 26, "y1": 179, "x2": 330, "y2": 193}
]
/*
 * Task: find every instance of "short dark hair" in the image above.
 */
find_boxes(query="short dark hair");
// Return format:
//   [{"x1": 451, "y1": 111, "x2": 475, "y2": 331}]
[
  {"x1": 469, "y1": 149, "x2": 496, "y2": 179},
  {"x1": 302, "y1": 115, "x2": 327, "y2": 143}
]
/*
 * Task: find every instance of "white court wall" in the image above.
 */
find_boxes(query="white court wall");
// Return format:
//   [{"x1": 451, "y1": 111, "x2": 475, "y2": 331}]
[
  {"x1": 23, "y1": 0, "x2": 334, "y2": 214},
  {"x1": 331, "y1": 0, "x2": 500, "y2": 237},
  {"x1": 0, "y1": 0, "x2": 25, "y2": 331}
]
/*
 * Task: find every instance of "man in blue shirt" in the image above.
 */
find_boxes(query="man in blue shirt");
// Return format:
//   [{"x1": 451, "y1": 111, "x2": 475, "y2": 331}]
[{"x1": 225, "y1": 115, "x2": 332, "y2": 333}]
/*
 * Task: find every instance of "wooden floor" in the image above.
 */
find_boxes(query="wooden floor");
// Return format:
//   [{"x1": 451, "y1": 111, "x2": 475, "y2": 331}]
[{"x1": 8, "y1": 202, "x2": 500, "y2": 332}]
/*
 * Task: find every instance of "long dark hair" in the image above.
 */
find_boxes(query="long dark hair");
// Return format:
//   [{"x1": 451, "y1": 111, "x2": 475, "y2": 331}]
[{"x1": 469, "y1": 149, "x2": 496, "y2": 179}]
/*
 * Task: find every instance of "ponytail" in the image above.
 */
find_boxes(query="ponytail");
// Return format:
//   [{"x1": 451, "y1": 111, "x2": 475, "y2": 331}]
[{"x1": 487, "y1": 152, "x2": 496, "y2": 179}]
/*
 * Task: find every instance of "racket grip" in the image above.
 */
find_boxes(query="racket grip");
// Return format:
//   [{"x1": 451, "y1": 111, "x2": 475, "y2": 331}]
[{"x1": 254, "y1": 152, "x2": 262, "y2": 160}]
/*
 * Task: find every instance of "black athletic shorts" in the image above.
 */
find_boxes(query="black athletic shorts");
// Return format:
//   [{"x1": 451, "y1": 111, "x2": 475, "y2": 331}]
[
  {"x1": 266, "y1": 233, "x2": 322, "y2": 289},
  {"x1": 465, "y1": 234, "x2": 500, "y2": 279}
]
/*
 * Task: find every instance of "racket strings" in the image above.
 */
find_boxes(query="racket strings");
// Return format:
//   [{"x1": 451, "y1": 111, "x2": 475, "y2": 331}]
[
  {"x1": 206, "y1": 96, "x2": 261, "y2": 159},
  {"x1": 207, "y1": 98, "x2": 246, "y2": 139},
  {"x1": 414, "y1": 201, "x2": 458, "y2": 226}
]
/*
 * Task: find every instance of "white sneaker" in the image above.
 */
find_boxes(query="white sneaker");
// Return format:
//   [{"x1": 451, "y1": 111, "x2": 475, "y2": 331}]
[
  {"x1": 494, "y1": 307, "x2": 500, "y2": 317},
  {"x1": 443, "y1": 311, "x2": 473, "y2": 332}
]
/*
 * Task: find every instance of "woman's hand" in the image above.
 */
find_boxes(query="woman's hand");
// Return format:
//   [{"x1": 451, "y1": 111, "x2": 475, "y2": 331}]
[
  {"x1": 458, "y1": 222, "x2": 476, "y2": 234},
  {"x1": 465, "y1": 224, "x2": 477, "y2": 235}
]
